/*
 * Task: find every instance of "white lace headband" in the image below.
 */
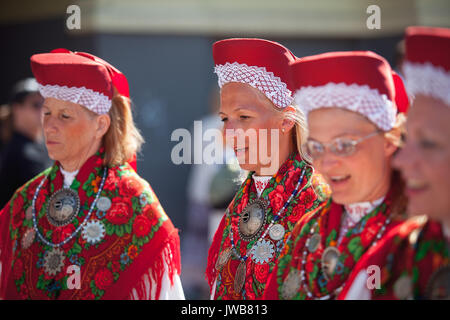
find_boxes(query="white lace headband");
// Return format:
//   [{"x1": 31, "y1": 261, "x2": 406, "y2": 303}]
[
  {"x1": 214, "y1": 62, "x2": 293, "y2": 108},
  {"x1": 403, "y1": 61, "x2": 450, "y2": 107},
  {"x1": 293, "y1": 82, "x2": 396, "y2": 131},
  {"x1": 38, "y1": 83, "x2": 112, "y2": 114}
]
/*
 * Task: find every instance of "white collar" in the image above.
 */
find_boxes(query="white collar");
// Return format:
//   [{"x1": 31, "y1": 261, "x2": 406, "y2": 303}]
[
  {"x1": 252, "y1": 175, "x2": 272, "y2": 198},
  {"x1": 60, "y1": 168, "x2": 79, "y2": 188},
  {"x1": 344, "y1": 196, "x2": 385, "y2": 225}
]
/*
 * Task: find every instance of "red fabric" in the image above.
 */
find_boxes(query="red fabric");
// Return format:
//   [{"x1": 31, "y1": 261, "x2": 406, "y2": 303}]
[
  {"x1": 213, "y1": 38, "x2": 297, "y2": 91},
  {"x1": 391, "y1": 71, "x2": 409, "y2": 114},
  {"x1": 291, "y1": 51, "x2": 396, "y2": 100},
  {"x1": 405, "y1": 26, "x2": 450, "y2": 71},
  {"x1": 338, "y1": 217, "x2": 446, "y2": 300},
  {"x1": 205, "y1": 206, "x2": 230, "y2": 292},
  {"x1": 0, "y1": 152, "x2": 180, "y2": 300},
  {"x1": 30, "y1": 48, "x2": 129, "y2": 100}
]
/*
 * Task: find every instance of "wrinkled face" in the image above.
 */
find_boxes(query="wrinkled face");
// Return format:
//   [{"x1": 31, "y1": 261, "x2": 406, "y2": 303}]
[
  {"x1": 308, "y1": 107, "x2": 395, "y2": 205},
  {"x1": 42, "y1": 97, "x2": 101, "y2": 167},
  {"x1": 393, "y1": 95, "x2": 450, "y2": 220},
  {"x1": 219, "y1": 82, "x2": 286, "y2": 174}
]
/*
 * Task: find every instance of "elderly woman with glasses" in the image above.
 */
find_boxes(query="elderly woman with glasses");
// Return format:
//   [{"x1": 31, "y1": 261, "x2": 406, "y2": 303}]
[{"x1": 263, "y1": 51, "x2": 409, "y2": 300}]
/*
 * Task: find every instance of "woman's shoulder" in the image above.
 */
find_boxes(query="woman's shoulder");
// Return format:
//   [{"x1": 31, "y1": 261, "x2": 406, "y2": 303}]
[
  {"x1": 107, "y1": 162, "x2": 170, "y2": 223},
  {"x1": 9, "y1": 166, "x2": 53, "y2": 203}
]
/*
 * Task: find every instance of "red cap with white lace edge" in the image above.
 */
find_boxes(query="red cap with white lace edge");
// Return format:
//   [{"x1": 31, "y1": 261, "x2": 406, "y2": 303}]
[
  {"x1": 404, "y1": 26, "x2": 450, "y2": 107},
  {"x1": 290, "y1": 51, "x2": 408, "y2": 131},
  {"x1": 213, "y1": 38, "x2": 297, "y2": 109},
  {"x1": 30, "y1": 48, "x2": 129, "y2": 114}
]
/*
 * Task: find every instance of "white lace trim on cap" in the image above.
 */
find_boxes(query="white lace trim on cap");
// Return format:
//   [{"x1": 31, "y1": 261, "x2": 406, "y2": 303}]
[
  {"x1": 294, "y1": 82, "x2": 396, "y2": 131},
  {"x1": 38, "y1": 84, "x2": 112, "y2": 114},
  {"x1": 214, "y1": 62, "x2": 293, "y2": 108},
  {"x1": 403, "y1": 61, "x2": 450, "y2": 107}
]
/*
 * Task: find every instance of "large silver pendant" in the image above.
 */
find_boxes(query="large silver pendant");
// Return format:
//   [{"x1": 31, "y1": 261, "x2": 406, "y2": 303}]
[
  {"x1": 46, "y1": 188, "x2": 80, "y2": 227},
  {"x1": 321, "y1": 246, "x2": 340, "y2": 280},
  {"x1": 425, "y1": 265, "x2": 450, "y2": 300},
  {"x1": 43, "y1": 248, "x2": 66, "y2": 276},
  {"x1": 281, "y1": 269, "x2": 301, "y2": 300},
  {"x1": 238, "y1": 199, "x2": 267, "y2": 242},
  {"x1": 250, "y1": 239, "x2": 275, "y2": 264},
  {"x1": 234, "y1": 260, "x2": 247, "y2": 294},
  {"x1": 215, "y1": 247, "x2": 232, "y2": 272}
]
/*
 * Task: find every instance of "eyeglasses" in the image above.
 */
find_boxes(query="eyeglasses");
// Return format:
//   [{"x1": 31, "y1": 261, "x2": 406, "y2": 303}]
[{"x1": 305, "y1": 131, "x2": 381, "y2": 159}]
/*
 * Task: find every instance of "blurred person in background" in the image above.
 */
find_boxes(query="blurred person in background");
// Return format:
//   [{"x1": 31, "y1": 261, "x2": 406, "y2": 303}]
[
  {"x1": 341, "y1": 26, "x2": 450, "y2": 300},
  {"x1": 206, "y1": 38, "x2": 329, "y2": 300},
  {"x1": 0, "y1": 78, "x2": 52, "y2": 208}
]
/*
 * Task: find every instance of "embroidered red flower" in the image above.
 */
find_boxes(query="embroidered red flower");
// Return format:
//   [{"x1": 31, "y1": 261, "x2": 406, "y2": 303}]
[
  {"x1": 52, "y1": 224, "x2": 76, "y2": 245},
  {"x1": 254, "y1": 263, "x2": 270, "y2": 284},
  {"x1": 288, "y1": 204, "x2": 306, "y2": 223},
  {"x1": 94, "y1": 268, "x2": 114, "y2": 290},
  {"x1": 298, "y1": 187, "x2": 317, "y2": 210},
  {"x1": 133, "y1": 214, "x2": 152, "y2": 238},
  {"x1": 106, "y1": 198, "x2": 132, "y2": 225},
  {"x1": 284, "y1": 170, "x2": 301, "y2": 195},
  {"x1": 269, "y1": 185, "x2": 285, "y2": 213},
  {"x1": 119, "y1": 176, "x2": 144, "y2": 197}
]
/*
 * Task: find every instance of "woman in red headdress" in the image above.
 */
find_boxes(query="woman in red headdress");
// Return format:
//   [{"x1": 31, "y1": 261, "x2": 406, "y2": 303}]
[
  {"x1": 0, "y1": 49, "x2": 183, "y2": 300},
  {"x1": 205, "y1": 38, "x2": 329, "y2": 300},
  {"x1": 263, "y1": 50, "x2": 409, "y2": 300},
  {"x1": 340, "y1": 26, "x2": 450, "y2": 300}
]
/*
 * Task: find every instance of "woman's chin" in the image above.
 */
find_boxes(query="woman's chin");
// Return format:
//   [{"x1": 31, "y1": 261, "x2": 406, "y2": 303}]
[{"x1": 237, "y1": 161, "x2": 258, "y2": 173}]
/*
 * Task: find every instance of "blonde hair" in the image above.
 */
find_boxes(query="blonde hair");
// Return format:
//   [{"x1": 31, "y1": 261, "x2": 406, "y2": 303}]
[
  {"x1": 273, "y1": 104, "x2": 312, "y2": 163},
  {"x1": 103, "y1": 95, "x2": 144, "y2": 167}
]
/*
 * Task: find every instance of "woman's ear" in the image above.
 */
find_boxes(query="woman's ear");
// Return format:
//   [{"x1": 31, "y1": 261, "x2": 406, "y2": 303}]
[
  {"x1": 280, "y1": 106, "x2": 296, "y2": 134},
  {"x1": 96, "y1": 114, "x2": 111, "y2": 139},
  {"x1": 384, "y1": 127, "x2": 402, "y2": 157}
]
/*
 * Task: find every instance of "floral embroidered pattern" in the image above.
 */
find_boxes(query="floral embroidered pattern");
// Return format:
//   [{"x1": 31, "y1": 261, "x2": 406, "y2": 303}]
[
  {"x1": 5, "y1": 150, "x2": 172, "y2": 299},
  {"x1": 209, "y1": 152, "x2": 328, "y2": 300}
]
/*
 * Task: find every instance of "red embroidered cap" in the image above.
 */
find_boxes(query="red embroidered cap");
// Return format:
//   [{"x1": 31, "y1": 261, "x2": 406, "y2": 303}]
[
  {"x1": 30, "y1": 48, "x2": 129, "y2": 114},
  {"x1": 403, "y1": 26, "x2": 450, "y2": 106},
  {"x1": 290, "y1": 51, "x2": 407, "y2": 131},
  {"x1": 213, "y1": 38, "x2": 297, "y2": 109}
]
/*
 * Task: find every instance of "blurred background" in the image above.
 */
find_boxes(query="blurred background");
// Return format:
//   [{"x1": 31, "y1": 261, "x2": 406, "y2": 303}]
[{"x1": 1, "y1": 0, "x2": 449, "y2": 299}]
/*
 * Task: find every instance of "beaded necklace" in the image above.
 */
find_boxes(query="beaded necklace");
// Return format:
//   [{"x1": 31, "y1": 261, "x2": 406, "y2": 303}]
[{"x1": 31, "y1": 167, "x2": 108, "y2": 248}]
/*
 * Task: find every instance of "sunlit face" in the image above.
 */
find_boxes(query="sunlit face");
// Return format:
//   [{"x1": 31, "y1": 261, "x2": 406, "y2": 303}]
[
  {"x1": 42, "y1": 98, "x2": 103, "y2": 169},
  {"x1": 308, "y1": 108, "x2": 396, "y2": 205},
  {"x1": 393, "y1": 95, "x2": 450, "y2": 220},
  {"x1": 219, "y1": 82, "x2": 291, "y2": 175}
]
